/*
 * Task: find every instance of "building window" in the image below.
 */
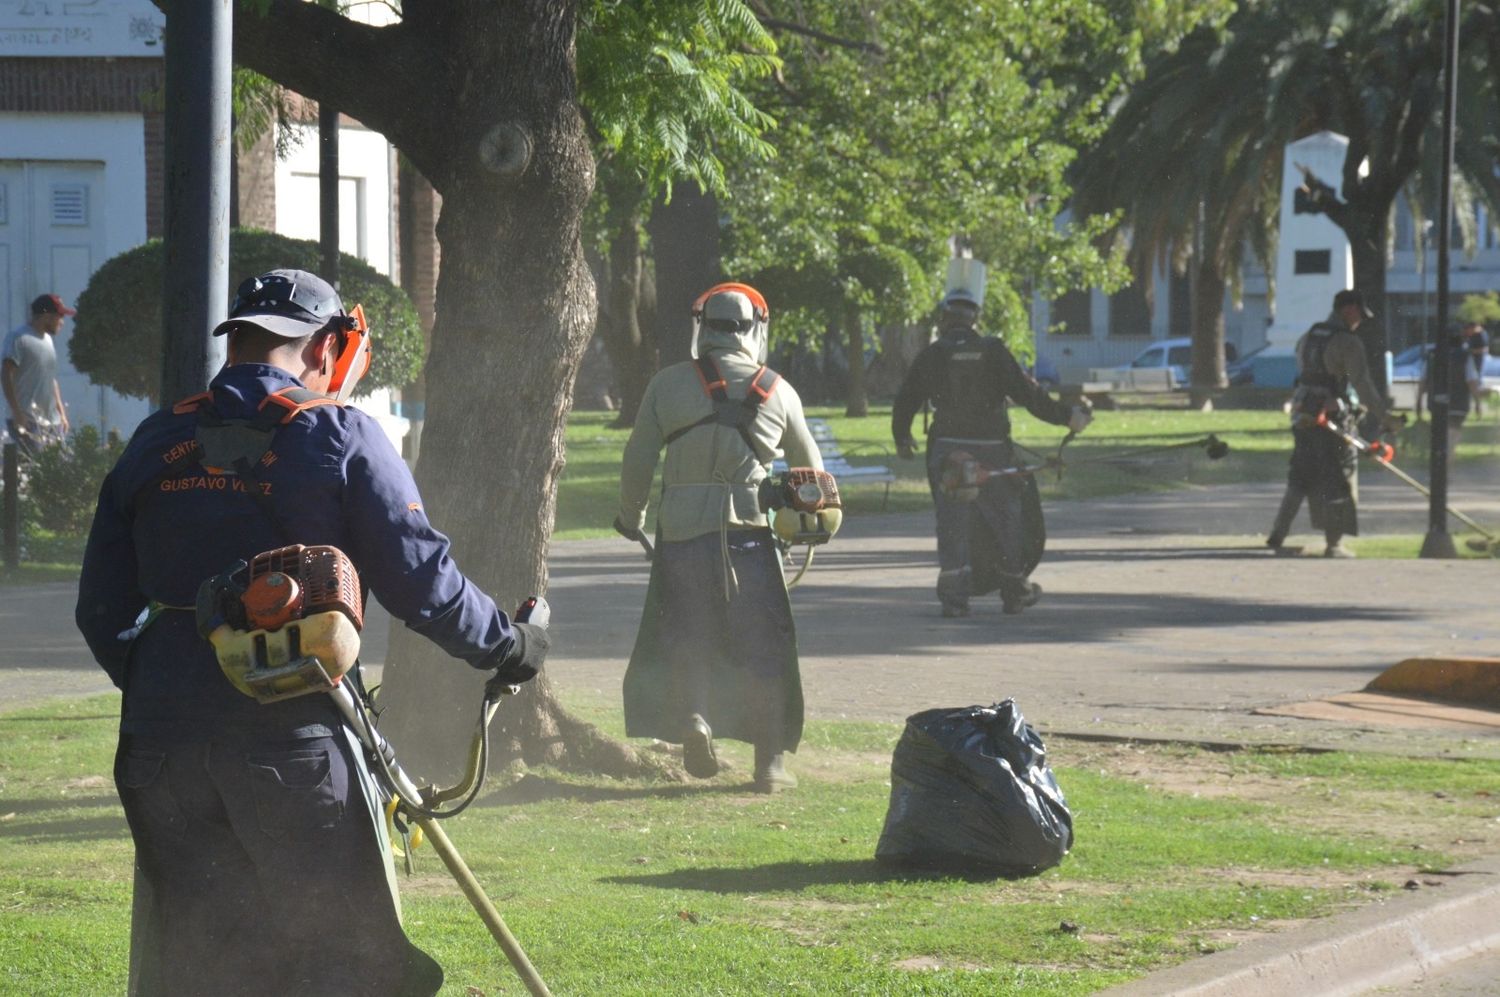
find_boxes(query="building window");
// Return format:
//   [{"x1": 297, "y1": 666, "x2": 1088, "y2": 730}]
[
  {"x1": 1109, "y1": 284, "x2": 1151, "y2": 337},
  {"x1": 1050, "y1": 289, "x2": 1092, "y2": 336},
  {"x1": 1294, "y1": 249, "x2": 1331, "y2": 275}
]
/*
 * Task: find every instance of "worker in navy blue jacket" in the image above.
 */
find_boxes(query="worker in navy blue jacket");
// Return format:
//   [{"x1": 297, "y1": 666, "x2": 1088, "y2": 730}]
[{"x1": 76, "y1": 269, "x2": 546, "y2": 997}]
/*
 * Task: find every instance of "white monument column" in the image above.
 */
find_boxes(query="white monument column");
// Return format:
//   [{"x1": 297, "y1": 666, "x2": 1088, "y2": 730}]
[{"x1": 1266, "y1": 131, "x2": 1358, "y2": 350}]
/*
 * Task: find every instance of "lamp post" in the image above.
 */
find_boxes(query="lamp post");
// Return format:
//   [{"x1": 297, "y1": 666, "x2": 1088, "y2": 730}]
[
  {"x1": 1420, "y1": 218, "x2": 1434, "y2": 344},
  {"x1": 1421, "y1": 0, "x2": 1460, "y2": 559}
]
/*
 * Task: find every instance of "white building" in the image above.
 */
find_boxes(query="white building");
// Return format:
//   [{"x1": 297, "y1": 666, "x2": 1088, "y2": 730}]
[{"x1": 0, "y1": 1, "x2": 419, "y2": 448}]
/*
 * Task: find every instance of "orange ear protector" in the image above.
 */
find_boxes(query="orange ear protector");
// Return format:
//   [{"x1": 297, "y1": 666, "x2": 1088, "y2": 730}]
[
  {"x1": 691, "y1": 282, "x2": 769, "y2": 322},
  {"x1": 326, "y1": 304, "x2": 372, "y2": 403}
]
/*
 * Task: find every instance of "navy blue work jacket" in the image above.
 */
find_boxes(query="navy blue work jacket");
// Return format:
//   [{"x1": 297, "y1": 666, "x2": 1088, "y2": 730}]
[{"x1": 76, "y1": 364, "x2": 514, "y2": 741}]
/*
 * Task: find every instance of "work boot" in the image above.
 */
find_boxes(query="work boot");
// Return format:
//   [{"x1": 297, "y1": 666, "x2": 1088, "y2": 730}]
[
  {"x1": 753, "y1": 746, "x2": 797, "y2": 794},
  {"x1": 1002, "y1": 581, "x2": 1042, "y2": 615},
  {"x1": 1266, "y1": 537, "x2": 1299, "y2": 557},
  {"x1": 1323, "y1": 543, "x2": 1356, "y2": 559},
  {"x1": 682, "y1": 714, "x2": 719, "y2": 779}
]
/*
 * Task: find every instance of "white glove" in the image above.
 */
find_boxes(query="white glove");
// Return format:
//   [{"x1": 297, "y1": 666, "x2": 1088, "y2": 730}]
[{"x1": 1067, "y1": 405, "x2": 1093, "y2": 435}]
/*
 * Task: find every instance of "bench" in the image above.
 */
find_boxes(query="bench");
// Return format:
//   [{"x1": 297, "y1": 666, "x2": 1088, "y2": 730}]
[
  {"x1": 774, "y1": 417, "x2": 897, "y2": 510},
  {"x1": 1086, "y1": 367, "x2": 1179, "y2": 392}
]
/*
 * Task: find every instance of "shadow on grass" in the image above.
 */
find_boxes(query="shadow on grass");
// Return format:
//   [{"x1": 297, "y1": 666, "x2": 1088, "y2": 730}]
[
  {"x1": 603, "y1": 857, "x2": 1029, "y2": 893},
  {"x1": 0, "y1": 796, "x2": 127, "y2": 842},
  {"x1": 480, "y1": 772, "x2": 759, "y2": 807}
]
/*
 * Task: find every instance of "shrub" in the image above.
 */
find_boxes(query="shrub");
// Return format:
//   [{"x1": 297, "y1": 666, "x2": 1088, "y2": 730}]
[
  {"x1": 70, "y1": 229, "x2": 425, "y2": 403},
  {"x1": 22, "y1": 426, "x2": 127, "y2": 537}
]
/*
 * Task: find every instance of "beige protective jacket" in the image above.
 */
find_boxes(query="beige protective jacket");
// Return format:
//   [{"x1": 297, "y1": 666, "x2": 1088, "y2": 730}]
[{"x1": 619, "y1": 349, "x2": 823, "y2": 543}]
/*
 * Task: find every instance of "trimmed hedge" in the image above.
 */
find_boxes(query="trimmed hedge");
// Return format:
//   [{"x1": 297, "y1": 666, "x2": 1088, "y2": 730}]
[{"x1": 70, "y1": 229, "x2": 424, "y2": 402}]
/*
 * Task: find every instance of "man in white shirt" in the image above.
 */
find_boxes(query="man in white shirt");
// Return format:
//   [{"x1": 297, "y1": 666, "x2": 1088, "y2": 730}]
[{"x1": 3, "y1": 293, "x2": 73, "y2": 454}]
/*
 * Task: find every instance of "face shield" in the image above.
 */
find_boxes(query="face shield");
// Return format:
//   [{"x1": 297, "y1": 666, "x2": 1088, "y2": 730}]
[
  {"x1": 325, "y1": 304, "x2": 373, "y2": 403},
  {"x1": 690, "y1": 283, "x2": 770, "y2": 363}
]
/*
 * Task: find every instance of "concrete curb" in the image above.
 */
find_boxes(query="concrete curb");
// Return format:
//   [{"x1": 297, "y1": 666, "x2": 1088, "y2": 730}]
[
  {"x1": 1098, "y1": 854, "x2": 1500, "y2": 997},
  {"x1": 1369, "y1": 658, "x2": 1500, "y2": 710}
]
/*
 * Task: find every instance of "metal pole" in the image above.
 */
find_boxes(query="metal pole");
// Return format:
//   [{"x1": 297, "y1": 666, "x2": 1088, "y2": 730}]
[
  {"x1": 320, "y1": 102, "x2": 341, "y2": 288},
  {"x1": 2, "y1": 442, "x2": 17, "y2": 570},
  {"x1": 160, "y1": 0, "x2": 230, "y2": 403},
  {"x1": 1422, "y1": 0, "x2": 1460, "y2": 559}
]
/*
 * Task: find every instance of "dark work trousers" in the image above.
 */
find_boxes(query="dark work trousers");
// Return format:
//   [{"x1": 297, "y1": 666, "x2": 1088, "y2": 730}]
[
  {"x1": 926, "y1": 438, "x2": 1031, "y2": 611},
  {"x1": 115, "y1": 733, "x2": 426, "y2": 997},
  {"x1": 1286, "y1": 424, "x2": 1358, "y2": 544},
  {"x1": 657, "y1": 528, "x2": 791, "y2": 752}
]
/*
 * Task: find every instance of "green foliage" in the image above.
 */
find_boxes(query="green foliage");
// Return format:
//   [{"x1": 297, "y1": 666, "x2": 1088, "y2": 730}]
[
  {"x1": 579, "y1": 0, "x2": 778, "y2": 206},
  {"x1": 1457, "y1": 292, "x2": 1500, "y2": 326},
  {"x1": 21, "y1": 426, "x2": 126, "y2": 536},
  {"x1": 720, "y1": 1, "x2": 1221, "y2": 353},
  {"x1": 70, "y1": 230, "x2": 424, "y2": 402}
]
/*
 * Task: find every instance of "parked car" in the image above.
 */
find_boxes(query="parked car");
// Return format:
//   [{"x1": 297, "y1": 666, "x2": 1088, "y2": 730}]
[{"x1": 1116, "y1": 337, "x2": 1239, "y2": 385}]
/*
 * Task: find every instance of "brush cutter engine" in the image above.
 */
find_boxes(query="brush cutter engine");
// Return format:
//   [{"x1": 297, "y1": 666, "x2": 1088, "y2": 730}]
[
  {"x1": 196, "y1": 544, "x2": 363, "y2": 703},
  {"x1": 760, "y1": 468, "x2": 843, "y2": 546}
]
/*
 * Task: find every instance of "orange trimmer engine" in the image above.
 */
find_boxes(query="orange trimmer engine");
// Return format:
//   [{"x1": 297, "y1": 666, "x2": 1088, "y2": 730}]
[{"x1": 196, "y1": 545, "x2": 364, "y2": 703}]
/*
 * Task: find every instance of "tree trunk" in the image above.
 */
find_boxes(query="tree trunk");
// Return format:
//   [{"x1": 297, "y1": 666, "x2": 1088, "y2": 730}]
[
  {"x1": 647, "y1": 187, "x2": 722, "y2": 365},
  {"x1": 1188, "y1": 256, "x2": 1227, "y2": 410},
  {"x1": 598, "y1": 213, "x2": 657, "y2": 427},
  {"x1": 1346, "y1": 211, "x2": 1391, "y2": 402},
  {"x1": 843, "y1": 307, "x2": 869, "y2": 417},
  {"x1": 371, "y1": 3, "x2": 671, "y2": 786}
]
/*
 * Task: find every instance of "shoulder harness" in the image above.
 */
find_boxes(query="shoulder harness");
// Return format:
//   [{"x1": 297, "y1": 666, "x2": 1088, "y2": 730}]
[
  {"x1": 137, "y1": 386, "x2": 340, "y2": 539},
  {"x1": 662, "y1": 355, "x2": 781, "y2": 464}
]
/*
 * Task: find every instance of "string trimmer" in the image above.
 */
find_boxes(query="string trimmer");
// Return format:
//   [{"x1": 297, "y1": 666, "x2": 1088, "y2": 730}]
[{"x1": 197, "y1": 544, "x2": 554, "y2": 996}]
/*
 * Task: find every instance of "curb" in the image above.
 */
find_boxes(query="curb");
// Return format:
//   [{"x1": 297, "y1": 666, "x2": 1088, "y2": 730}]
[
  {"x1": 1368, "y1": 657, "x2": 1500, "y2": 710},
  {"x1": 1097, "y1": 854, "x2": 1500, "y2": 996}
]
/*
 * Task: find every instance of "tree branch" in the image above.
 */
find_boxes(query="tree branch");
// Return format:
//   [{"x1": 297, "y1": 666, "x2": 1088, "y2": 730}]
[
  {"x1": 229, "y1": 1, "x2": 449, "y2": 181},
  {"x1": 758, "y1": 17, "x2": 884, "y2": 54}
]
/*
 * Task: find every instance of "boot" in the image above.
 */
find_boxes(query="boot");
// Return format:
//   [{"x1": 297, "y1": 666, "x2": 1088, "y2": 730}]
[
  {"x1": 1002, "y1": 581, "x2": 1042, "y2": 615},
  {"x1": 682, "y1": 714, "x2": 719, "y2": 779},
  {"x1": 753, "y1": 745, "x2": 797, "y2": 794}
]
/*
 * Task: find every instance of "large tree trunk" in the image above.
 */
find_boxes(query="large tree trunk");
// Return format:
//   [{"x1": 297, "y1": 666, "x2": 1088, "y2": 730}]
[
  {"x1": 369, "y1": 5, "x2": 670, "y2": 786},
  {"x1": 647, "y1": 187, "x2": 722, "y2": 365},
  {"x1": 1346, "y1": 210, "x2": 1391, "y2": 401},
  {"x1": 598, "y1": 212, "x2": 658, "y2": 427},
  {"x1": 1188, "y1": 255, "x2": 1227, "y2": 410},
  {"x1": 843, "y1": 307, "x2": 869, "y2": 417}
]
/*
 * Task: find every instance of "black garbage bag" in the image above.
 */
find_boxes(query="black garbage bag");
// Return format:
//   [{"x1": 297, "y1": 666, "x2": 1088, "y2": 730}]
[{"x1": 875, "y1": 700, "x2": 1072, "y2": 875}]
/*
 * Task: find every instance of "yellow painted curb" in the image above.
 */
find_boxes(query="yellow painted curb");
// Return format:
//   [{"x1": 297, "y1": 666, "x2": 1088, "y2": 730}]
[{"x1": 1367, "y1": 658, "x2": 1500, "y2": 709}]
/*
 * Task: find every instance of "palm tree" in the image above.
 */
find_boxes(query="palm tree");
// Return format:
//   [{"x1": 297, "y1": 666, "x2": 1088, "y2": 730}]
[{"x1": 1077, "y1": 0, "x2": 1450, "y2": 397}]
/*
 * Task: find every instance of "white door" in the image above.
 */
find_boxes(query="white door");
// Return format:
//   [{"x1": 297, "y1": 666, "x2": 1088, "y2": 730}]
[{"x1": 0, "y1": 159, "x2": 145, "y2": 435}]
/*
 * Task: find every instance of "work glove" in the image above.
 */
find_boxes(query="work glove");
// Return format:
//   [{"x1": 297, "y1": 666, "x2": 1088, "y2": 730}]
[
  {"x1": 613, "y1": 515, "x2": 642, "y2": 541},
  {"x1": 1067, "y1": 404, "x2": 1093, "y2": 435},
  {"x1": 895, "y1": 439, "x2": 916, "y2": 460},
  {"x1": 484, "y1": 621, "x2": 549, "y2": 691}
]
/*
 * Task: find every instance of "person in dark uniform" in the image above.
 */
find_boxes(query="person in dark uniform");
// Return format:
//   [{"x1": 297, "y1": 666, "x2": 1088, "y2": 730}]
[
  {"x1": 1417, "y1": 323, "x2": 1484, "y2": 469},
  {"x1": 892, "y1": 283, "x2": 1091, "y2": 618},
  {"x1": 1266, "y1": 289, "x2": 1386, "y2": 559},
  {"x1": 75, "y1": 269, "x2": 547, "y2": 996}
]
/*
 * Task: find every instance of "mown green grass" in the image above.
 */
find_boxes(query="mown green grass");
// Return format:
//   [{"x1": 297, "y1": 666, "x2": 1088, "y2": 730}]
[{"x1": 5, "y1": 695, "x2": 1499, "y2": 995}]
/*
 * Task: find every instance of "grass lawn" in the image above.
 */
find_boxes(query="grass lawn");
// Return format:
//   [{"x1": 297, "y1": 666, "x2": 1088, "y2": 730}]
[
  {"x1": 559, "y1": 405, "x2": 1500, "y2": 540},
  {"x1": 4, "y1": 694, "x2": 1499, "y2": 995},
  {"x1": 558, "y1": 404, "x2": 1300, "y2": 540}
]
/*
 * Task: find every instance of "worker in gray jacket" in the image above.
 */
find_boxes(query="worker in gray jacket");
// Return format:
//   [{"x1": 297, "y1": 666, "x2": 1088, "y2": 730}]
[{"x1": 616, "y1": 283, "x2": 822, "y2": 793}]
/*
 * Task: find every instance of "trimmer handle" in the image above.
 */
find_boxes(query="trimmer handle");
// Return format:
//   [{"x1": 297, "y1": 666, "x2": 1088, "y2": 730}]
[{"x1": 516, "y1": 595, "x2": 550, "y2": 629}]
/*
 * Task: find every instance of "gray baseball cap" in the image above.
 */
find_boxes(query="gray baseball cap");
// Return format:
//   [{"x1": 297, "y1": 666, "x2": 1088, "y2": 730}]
[{"x1": 212, "y1": 269, "x2": 345, "y2": 338}]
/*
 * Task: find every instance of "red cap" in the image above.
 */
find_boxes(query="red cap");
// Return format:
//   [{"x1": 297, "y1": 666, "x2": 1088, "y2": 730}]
[{"x1": 31, "y1": 294, "x2": 76, "y2": 317}]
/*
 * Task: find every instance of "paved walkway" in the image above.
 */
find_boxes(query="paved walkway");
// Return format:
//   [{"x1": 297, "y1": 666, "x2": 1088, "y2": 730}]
[{"x1": 5, "y1": 468, "x2": 1497, "y2": 757}]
